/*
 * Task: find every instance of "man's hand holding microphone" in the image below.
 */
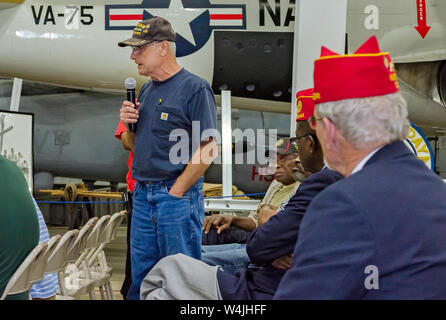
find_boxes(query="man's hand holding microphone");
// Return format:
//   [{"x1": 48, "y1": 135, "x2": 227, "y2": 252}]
[{"x1": 120, "y1": 77, "x2": 140, "y2": 132}]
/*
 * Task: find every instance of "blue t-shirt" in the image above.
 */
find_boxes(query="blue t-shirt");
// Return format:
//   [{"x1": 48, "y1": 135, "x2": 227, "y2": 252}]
[{"x1": 133, "y1": 68, "x2": 217, "y2": 182}]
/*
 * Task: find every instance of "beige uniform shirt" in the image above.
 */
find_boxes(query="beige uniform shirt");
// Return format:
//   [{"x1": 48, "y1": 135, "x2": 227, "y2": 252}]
[{"x1": 248, "y1": 180, "x2": 299, "y2": 227}]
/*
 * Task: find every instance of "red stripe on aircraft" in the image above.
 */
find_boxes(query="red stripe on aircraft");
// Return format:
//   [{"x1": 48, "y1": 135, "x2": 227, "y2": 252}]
[
  {"x1": 110, "y1": 14, "x2": 143, "y2": 21},
  {"x1": 210, "y1": 14, "x2": 243, "y2": 20}
]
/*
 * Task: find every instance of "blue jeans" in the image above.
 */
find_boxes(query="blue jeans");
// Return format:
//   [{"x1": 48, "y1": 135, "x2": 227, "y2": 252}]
[
  {"x1": 201, "y1": 243, "x2": 251, "y2": 275},
  {"x1": 127, "y1": 177, "x2": 204, "y2": 300}
]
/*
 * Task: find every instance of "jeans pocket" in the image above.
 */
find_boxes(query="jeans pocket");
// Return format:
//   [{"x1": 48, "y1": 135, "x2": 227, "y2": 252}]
[
  {"x1": 133, "y1": 182, "x2": 141, "y2": 197},
  {"x1": 163, "y1": 185, "x2": 191, "y2": 200}
]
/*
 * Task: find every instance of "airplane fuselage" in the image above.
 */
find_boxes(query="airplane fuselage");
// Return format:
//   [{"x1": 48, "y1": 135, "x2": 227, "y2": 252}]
[{"x1": 1, "y1": 0, "x2": 446, "y2": 93}]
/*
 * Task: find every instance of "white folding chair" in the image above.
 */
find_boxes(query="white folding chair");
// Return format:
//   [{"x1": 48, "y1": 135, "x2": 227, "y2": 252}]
[
  {"x1": 1, "y1": 242, "x2": 48, "y2": 300},
  {"x1": 86, "y1": 210, "x2": 126, "y2": 299},
  {"x1": 109, "y1": 210, "x2": 127, "y2": 242},
  {"x1": 75, "y1": 215, "x2": 112, "y2": 300},
  {"x1": 65, "y1": 218, "x2": 97, "y2": 265},
  {"x1": 88, "y1": 211, "x2": 127, "y2": 267},
  {"x1": 58, "y1": 220, "x2": 97, "y2": 299},
  {"x1": 28, "y1": 235, "x2": 61, "y2": 295},
  {"x1": 44, "y1": 230, "x2": 78, "y2": 300},
  {"x1": 82, "y1": 215, "x2": 111, "y2": 265},
  {"x1": 72, "y1": 217, "x2": 100, "y2": 268},
  {"x1": 24, "y1": 235, "x2": 61, "y2": 299},
  {"x1": 46, "y1": 230, "x2": 79, "y2": 274}
]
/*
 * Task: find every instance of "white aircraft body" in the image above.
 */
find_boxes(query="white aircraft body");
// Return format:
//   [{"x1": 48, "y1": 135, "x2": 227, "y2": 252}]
[{"x1": 0, "y1": 0, "x2": 445, "y2": 123}]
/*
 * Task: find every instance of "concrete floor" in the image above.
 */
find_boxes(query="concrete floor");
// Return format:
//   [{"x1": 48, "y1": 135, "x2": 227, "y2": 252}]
[{"x1": 49, "y1": 226, "x2": 128, "y2": 300}]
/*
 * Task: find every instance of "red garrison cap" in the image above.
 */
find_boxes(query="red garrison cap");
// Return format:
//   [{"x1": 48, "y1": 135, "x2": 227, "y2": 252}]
[
  {"x1": 313, "y1": 36, "x2": 399, "y2": 104},
  {"x1": 296, "y1": 88, "x2": 315, "y2": 121}
]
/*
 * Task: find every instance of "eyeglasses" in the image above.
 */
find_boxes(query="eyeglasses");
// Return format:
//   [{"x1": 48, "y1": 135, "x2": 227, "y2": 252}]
[
  {"x1": 307, "y1": 116, "x2": 323, "y2": 130},
  {"x1": 295, "y1": 133, "x2": 319, "y2": 149},
  {"x1": 131, "y1": 41, "x2": 159, "y2": 55}
]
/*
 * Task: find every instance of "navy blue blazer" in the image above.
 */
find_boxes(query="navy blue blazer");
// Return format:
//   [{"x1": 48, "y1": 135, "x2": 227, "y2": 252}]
[
  {"x1": 217, "y1": 167, "x2": 343, "y2": 300},
  {"x1": 274, "y1": 141, "x2": 446, "y2": 299}
]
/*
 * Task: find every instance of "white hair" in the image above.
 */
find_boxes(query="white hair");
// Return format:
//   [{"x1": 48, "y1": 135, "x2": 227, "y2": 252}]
[
  {"x1": 168, "y1": 41, "x2": 176, "y2": 56},
  {"x1": 316, "y1": 93, "x2": 410, "y2": 150}
]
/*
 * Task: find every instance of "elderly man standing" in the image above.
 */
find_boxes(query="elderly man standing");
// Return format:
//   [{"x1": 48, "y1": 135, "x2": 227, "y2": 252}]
[
  {"x1": 275, "y1": 36, "x2": 446, "y2": 299},
  {"x1": 118, "y1": 17, "x2": 217, "y2": 300}
]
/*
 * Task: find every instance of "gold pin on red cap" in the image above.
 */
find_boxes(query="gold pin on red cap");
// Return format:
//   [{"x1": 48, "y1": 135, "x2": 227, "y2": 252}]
[{"x1": 296, "y1": 88, "x2": 315, "y2": 122}]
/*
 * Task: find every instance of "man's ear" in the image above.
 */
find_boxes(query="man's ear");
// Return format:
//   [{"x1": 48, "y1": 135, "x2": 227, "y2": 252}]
[
  {"x1": 306, "y1": 134, "x2": 316, "y2": 153},
  {"x1": 322, "y1": 117, "x2": 338, "y2": 152},
  {"x1": 159, "y1": 41, "x2": 168, "y2": 56}
]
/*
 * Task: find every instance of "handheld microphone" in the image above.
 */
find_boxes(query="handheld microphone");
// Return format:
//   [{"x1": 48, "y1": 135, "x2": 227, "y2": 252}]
[{"x1": 125, "y1": 77, "x2": 137, "y2": 133}]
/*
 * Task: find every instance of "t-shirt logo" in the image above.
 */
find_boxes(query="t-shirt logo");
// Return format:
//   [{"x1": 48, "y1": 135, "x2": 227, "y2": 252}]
[{"x1": 161, "y1": 112, "x2": 169, "y2": 121}]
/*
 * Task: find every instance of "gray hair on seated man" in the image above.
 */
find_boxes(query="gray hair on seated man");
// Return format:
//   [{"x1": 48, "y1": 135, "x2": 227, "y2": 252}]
[
  {"x1": 316, "y1": 92, "x2": 410, "y2": 151},
  {"x1": 314, "y1": 92, "x2": 411, "y2": 177}
]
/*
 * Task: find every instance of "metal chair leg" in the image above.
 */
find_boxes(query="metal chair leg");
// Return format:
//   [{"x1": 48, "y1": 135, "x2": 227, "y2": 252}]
[
  {"x1": 106, "y1": 281, "x2": 114, "y2": 300},
  {"x1": 89, "y1": 289, "x2": 97, "y2": 300},
  {"x1": 99, "y1": 286, "x2": 106, "y2": 300}
]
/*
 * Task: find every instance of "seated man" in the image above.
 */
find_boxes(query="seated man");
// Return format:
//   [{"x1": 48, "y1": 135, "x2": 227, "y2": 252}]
[
  {"x1": 274, "y1": 36, "x2": 446, "y2": 299},
  {"x1": 139, "y1": 90, "x2": 343, "y2": 300},
  {"x1": 200, "y1": 137, "x2": 302, "y2": 275},
  {"x1": 202, "y1": 137, "x2": 301, "y2": 245},
  {"x1": 0, "y1": 155, "x2": 39, "y2": 300}
]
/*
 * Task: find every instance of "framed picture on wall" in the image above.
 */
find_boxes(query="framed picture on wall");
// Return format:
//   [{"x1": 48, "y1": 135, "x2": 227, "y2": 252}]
[{"x1": 0, "y1": 110, "x2": 34, "y2": 193}]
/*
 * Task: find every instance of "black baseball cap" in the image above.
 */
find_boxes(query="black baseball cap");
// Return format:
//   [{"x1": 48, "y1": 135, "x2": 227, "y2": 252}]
[
  {"x1": 276, "y1": 137, "x2": 299, "y2": 155},
  {"x1": 118, "y1": 16, "x2": 176, "y2": 47}
]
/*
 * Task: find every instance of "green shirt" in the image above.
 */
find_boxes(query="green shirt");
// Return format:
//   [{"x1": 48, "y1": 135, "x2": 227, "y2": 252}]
[{"x1": 0, "y1": 156, "x2": 39, "y2": 300}]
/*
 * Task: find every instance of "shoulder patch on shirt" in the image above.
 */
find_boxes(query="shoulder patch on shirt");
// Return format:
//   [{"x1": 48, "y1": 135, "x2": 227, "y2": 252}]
[{"x1": 161, "y1": 112, "x2": 168, "y2": 121}]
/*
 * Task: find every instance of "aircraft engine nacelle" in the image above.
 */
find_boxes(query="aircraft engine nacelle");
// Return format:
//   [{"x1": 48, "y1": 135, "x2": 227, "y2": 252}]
[
  {"x1": 396, "y1": 61, "x2": 446, "y2": 132},
  {"x1": 437, "y1": 63, "x2": 446, "y2": 109}
]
